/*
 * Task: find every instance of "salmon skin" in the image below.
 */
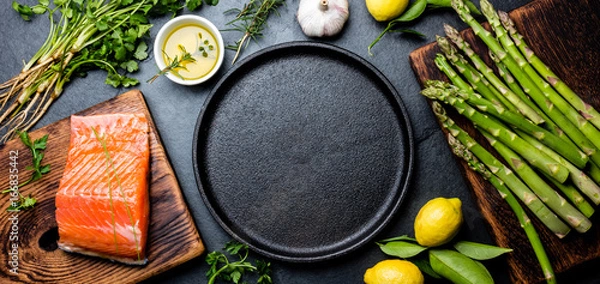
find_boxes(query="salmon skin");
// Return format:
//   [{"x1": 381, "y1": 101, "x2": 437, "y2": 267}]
[{"x1": 56, "y1": 114, "x2": 150, "y2": 265}]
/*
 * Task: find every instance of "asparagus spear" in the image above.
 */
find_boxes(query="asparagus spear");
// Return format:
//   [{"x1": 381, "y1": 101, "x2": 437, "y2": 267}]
[
  {"x1": 489, "y1": 51, "x2": 600, "y2": 186},
  {"x1": 441, "y1": 24, "x2": 539, "y2": 116},
  {"x1": 437, "y1": 33, "x2": 543, "y2": 124},
  {"x1": 422, "y1": 83, "x2": 570, "y2": 183},
  {"x1": 445, "y1": 127, "x2": 556, "y2": 283},
  {"x1": 540, "y1": 171, "x2": 595, "y2": 218},
  {"x1": 433, "y1": 102, "x2": 570, "y2": 238},
  {"x1": 480, "y1": 0, "x2": 600, "y2": 151},
  {"x1": 451, "y1": 0, "x2": 598, "y2": 159},
  {"x1": 426, "y1": 80, "x2": 588, "y2": 168},
  {"x1": 481, "y1": 130, "x2": 592, "y2": 233},
  {"x1": 516, "y1": 129, "x2": 600, "y2": 205},
  {"x1": 436, "y1": 36, "x2": 517, "y2": 113},
  {"x1": 500, "y1": 11, "x2": 600, "y2": 130}
]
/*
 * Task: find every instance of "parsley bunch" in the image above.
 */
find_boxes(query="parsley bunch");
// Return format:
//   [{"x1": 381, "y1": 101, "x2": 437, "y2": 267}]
[
  {"x1": 0, "y1": 0, "x2": 218, "y2": 142},
  {"x1": 206, "y1": 241, "x2": 273, "y2": 284}
]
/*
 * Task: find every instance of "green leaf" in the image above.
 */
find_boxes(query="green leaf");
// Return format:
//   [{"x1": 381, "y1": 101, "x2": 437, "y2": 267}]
[
  {"x1": 186, "y1": 0, "x2": 202, "y2": 11},
  {"x1": 392, "y1": 29, "x2": 426, "y2": 37},
  {"x1": 32, "y1": 5, "x2": 46, "y2": 14},
  {"x1": 225, "y1": 241, "x2": 247, "y2": 256},
  {"x1": 411, "y1": 258, "x2": 442, "y2": 279},
  {"x1": 205, "y1": 0, "x2": 219, "y2": 5},
  {"x1": 137, "y1": 24, "x2": 153, "y2": 38},
  {"x1": 105, "y1": 73, "x2": 123, "y2": 88},
  {"x1": 34, "y1": 134, "x2": 48, "y2": 150},
  {"x1": 53, "y1": 0, "x2": 67, "y2": 6},
  {"x1": 39, "y1": 164, "x2": 51, "y2": 174},
  {"x1": 379, "y1": 241, "x2": 428, "y2": 258},
  {"x1": 429, "y1": 249, "x2": 494, "y2": 284},
  {"x1": 12, "y1": 1, "x2": 33, "y2": 21},
  {"x1": 96, "y1": 18, "x2": 109, "y2": 31},
  {"x1": 393, "y1": 0, "x2": 427, "y2": 22},
  {"x1": 39, "y1": 0, "x2": 50, "y2": 6},
  {"x1": 114, "y1": 45, "x2": 127, "y2": 61},
  {"x1": 134, "y1": 42, "x2": 149, "y2": 60},
  {"x1": 121, "y1": 77, "x2": 139, "y2": 87},
  {"x1": 120, "y1": 60, "x2": 139, "y2": 72},
  {"x1": 231, "y1": 270, "x2": 242, "y2": 283},
  {"x1": 377, "y1": 235, "x2": 417, "y2": 243},
  {"x1": 453, "y1": 241, "x2": 512, "y2": 260},
  {"x1": 18, "y1": 131, "x2": 32, "y2": 147}
]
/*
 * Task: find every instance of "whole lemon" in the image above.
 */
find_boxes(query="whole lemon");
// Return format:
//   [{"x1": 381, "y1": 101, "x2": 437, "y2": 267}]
[
  {"x1": 365, "y1": 0, "x2": 410, "y2": 22},
  {"x1": 414, "y1": 197, "x2": 463, "y2": 247},
  {"x1": 364, "y1": 259, "x2": 424, "y2": 284}
]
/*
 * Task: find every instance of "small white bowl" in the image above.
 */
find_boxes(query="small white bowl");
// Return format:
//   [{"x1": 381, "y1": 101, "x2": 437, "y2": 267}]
[{"x1": 153, "y1": 15, "x2": 224, "y2": 85}]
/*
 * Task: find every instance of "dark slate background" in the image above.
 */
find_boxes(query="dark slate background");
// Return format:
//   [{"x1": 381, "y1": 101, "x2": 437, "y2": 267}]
[{"x1": 1, "y1": 0, "x2": 598, "y2": 283}]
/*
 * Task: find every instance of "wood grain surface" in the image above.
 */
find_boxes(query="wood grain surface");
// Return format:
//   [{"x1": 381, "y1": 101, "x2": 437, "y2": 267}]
[
  {"x1": 0, "y1": 90, "x2": 205, "y2": 283},
  {"x1": 409, "y1": 0, "x2": 600, "y2": 282}
]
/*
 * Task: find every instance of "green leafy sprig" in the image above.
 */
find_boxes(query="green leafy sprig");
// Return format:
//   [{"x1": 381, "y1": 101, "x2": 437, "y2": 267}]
[
  {"x1": 224, "y1": 0, "x2": 285, "y2": 64},
  {"x1": 147, "y1": 45, "x2": 197, "y2": 83},
  {"x1": 206, "y1": 241, "x2": 273, "y2": 284},
  {"x1": 2, "y1": 131, "x2": 49, "y2": 211}
]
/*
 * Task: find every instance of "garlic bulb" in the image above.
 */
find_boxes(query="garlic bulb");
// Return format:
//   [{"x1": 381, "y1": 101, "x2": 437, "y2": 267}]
[{"x1": 297, "y1": 0, "x2": 349, "y2": 37}]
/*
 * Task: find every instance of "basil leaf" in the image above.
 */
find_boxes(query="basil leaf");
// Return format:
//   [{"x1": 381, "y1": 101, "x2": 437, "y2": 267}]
[
  {"x1": 454, "y1": 241, "x2": 512, "y2": 260},
  {"x1": 429, "y1": 249, "x2": 494, "y2": 284},
  {"x1": 379, "y1": 241, "x2": 428, "y2": 258},
  {"x1": 412, "y1": 257, "x2": 442, "y2": 279},
  {"x1": 377, "y1": 235, "x2": 417, "y2": 243},
  {"x1": 393, "y1": 0, "x2": 427, "y2": 23}
]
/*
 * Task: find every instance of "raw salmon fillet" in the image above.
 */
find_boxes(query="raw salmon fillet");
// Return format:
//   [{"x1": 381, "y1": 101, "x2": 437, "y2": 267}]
[{"x1": 56, "y1": 113, "x2": 150, "y2": 265}]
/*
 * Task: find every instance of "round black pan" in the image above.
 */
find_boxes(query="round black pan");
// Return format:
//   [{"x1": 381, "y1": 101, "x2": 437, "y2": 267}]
[{"x1": 193, "y1": 41, "x2": 414, "y2": 262}]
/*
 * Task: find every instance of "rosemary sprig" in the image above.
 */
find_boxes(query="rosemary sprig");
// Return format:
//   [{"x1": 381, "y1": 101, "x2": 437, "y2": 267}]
[
  {"x1": 148, "y1": 44, "x2": 197, "y2": 83},
  {"x1": 225, "y1": 0, "x2": 285, "y2": 64}
]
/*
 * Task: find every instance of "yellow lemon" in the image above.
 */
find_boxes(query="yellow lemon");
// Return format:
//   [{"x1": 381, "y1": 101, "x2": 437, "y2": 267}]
[
  {"x1": 365, "y1": 0, "x2": 410, "y2": 22},
  {"x1": 414, "y1": 197, "x2": 463, "y2": 247},
  {"x1": 364, "y1": 259, "x2": 424, "y2": 284}
]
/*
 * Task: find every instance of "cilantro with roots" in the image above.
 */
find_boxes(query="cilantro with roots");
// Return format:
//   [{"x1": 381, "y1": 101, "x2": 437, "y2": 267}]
[
  {"x1": 0, "y1": 0, "x2": 218, "y2": 143},
  {"x1": 206, "y1": 241, "x2": 273, "y2": 284}
]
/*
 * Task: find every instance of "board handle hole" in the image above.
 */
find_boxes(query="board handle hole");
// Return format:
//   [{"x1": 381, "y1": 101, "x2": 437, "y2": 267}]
[{"x1": 39, "y1": 227, "x2": 59, "y2": 251}]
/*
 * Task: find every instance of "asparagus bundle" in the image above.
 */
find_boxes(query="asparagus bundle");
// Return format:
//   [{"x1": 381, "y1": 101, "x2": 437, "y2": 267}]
[
  {"x1": 434, "y1": 102, "x2": 556, "y2": 283},
  {"x1": 421, "y1": 0, "x2": 600, "y2": 281}
]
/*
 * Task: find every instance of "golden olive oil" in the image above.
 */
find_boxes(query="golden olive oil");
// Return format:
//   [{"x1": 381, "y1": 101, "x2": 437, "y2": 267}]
[{"x1": 162, "y1": 24, "x2": 219, "y2": 80}]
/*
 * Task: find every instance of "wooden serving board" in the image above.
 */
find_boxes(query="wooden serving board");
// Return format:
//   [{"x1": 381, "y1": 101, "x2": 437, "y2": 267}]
[
  {"x1": 0, "y1": 90, "x2": 204, "y2": 283},
  {"x1": 410, "y1": 0, "x2": 600, "y2": 282}
]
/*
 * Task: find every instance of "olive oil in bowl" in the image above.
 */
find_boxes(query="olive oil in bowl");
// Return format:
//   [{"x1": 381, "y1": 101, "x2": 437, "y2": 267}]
[{"x1": 153, "y1": 16, "x2": 224, "y2": 85}]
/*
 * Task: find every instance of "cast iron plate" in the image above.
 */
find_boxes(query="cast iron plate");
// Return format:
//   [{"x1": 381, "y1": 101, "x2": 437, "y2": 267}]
[{"x1": 193, "y1": 42, "x2": 414, "y2": 262}]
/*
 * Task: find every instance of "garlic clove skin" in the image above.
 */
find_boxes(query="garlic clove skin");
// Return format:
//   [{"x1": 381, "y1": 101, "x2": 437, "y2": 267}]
[{"x1": 297, "y1": 0, "x2": 350, "y2": 37}]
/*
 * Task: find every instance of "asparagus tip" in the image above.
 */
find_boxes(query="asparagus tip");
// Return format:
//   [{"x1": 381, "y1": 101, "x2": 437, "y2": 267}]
[
  {"x1": 443, "y1": 24, "x2": 460, "y2": 39},
  {"x1": 479, "y1": 0, "x2": 496, "y2": 19}
]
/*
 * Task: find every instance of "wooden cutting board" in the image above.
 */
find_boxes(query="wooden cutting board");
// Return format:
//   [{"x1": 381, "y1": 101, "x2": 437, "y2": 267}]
[
  {"x1": 410, "y1": 0, "x2": 600, "y2": 282},
  {"x1": 0, "y1": 90, "x2": 204, "y2": 283}
]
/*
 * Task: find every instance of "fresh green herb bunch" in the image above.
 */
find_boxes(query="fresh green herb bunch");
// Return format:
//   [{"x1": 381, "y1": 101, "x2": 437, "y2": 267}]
[
  {"x1": 225, "y1": 0, "x2": 285, "y2": 64},
  {"x1": 1, "y1": 0, "x2": 218, "y2": 143},
  {"x1": 206, "y1": 241, "x2": 273, "y2": 284}
]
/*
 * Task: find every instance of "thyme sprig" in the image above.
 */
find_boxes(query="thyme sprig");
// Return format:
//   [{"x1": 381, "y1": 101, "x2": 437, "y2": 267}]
[
  {"x1": 225, "y1": 0, "x2": 285, "y2": 64},
  {"x1": 148, "y1": 45, "x2": 197, "y2": 83}
]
